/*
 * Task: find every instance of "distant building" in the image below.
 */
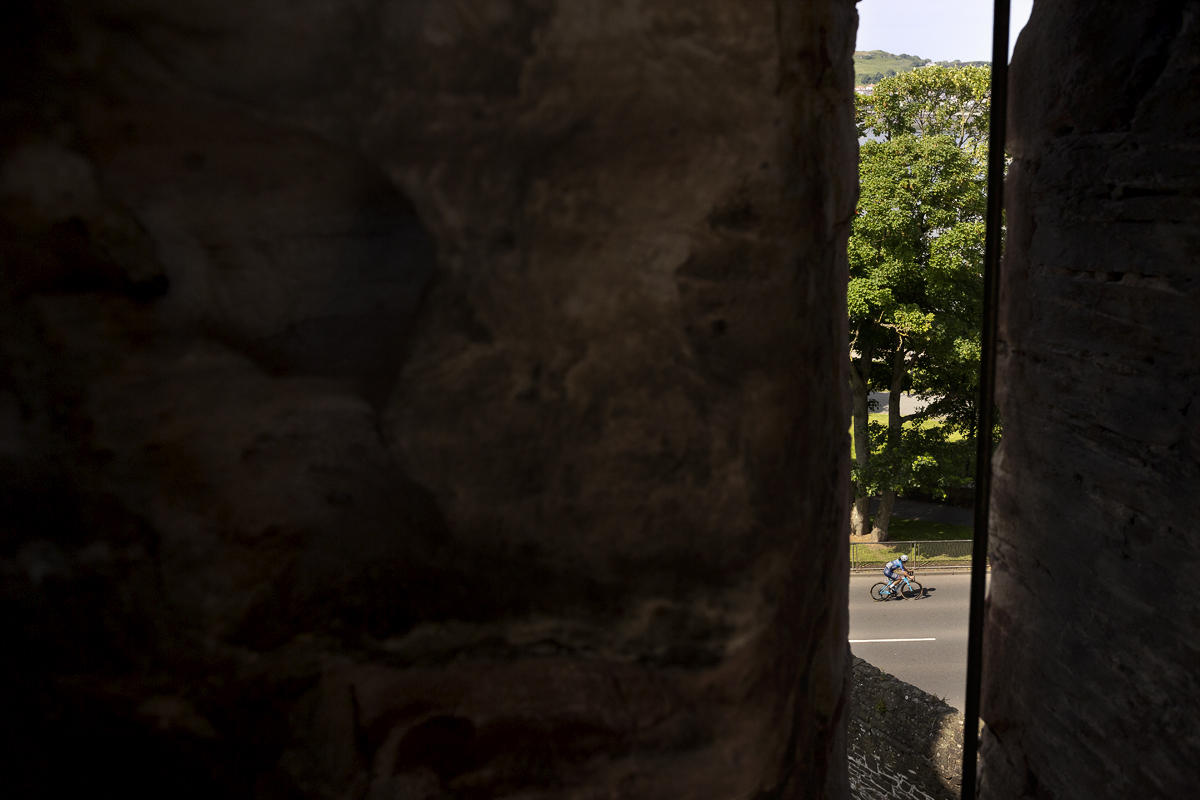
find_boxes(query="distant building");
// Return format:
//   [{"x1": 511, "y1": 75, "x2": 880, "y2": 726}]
[{"x1": 854, "y1": 85, "x2": 874, "y2": 95}]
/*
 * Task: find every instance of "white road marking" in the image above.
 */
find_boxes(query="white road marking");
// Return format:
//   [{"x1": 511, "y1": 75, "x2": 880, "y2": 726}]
[{"x1": 849, "y1": 638, "x2": 936, "y2": 643}]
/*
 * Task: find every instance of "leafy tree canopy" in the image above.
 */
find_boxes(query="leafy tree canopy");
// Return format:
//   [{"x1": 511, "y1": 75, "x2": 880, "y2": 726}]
[
  {"x1": 849, "y1": 134, "x2": 985, "y2": 368},
  {"x1": 848, "y1": 66, "x2": 995, "y2": 538},
  {"x1": 856, "y1": 65, "x2": 991, "y2": 150},
  {"x1": 854, "y1": 423, "x2": 974, "y2": 499}
]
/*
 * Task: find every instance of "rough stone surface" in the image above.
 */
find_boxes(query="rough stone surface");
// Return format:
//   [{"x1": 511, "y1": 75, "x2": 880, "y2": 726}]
[
  {"x1": 0, "y1": 2, "x2": 858, "y2": 797},
  {"x1": 847, "y1": 658, "x2": 962, "y2": 800},
  {"x1": 983, "y1": 2, "x2": 1200, "y2": 798}
]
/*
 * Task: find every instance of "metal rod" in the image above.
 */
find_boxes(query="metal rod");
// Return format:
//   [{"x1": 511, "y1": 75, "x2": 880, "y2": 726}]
[{"x1": 961, "y1": 0, "x2": 1010, "y2": 797}]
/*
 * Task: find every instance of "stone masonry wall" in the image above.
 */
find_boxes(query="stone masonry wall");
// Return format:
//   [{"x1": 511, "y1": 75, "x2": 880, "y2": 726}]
[
  {"x1": 0, "y1": 2, "x2": 858, "y2": 797},
  {"x1": 848, "y1": 658, "x2": 963, "y2": 800},
  {"x1": 983, "y1": 1, "x2": 1200, "y2": 797}
]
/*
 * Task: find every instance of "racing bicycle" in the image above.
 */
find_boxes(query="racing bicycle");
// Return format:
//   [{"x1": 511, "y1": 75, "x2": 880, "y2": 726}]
[{"x1": 870, "y1": 570, "x2": 923, "y2": 601}]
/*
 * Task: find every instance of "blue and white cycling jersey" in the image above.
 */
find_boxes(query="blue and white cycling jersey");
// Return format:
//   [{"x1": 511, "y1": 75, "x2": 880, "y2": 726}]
[{"x1": 883, "y1": 558, "x2": 906, "y2": 578}]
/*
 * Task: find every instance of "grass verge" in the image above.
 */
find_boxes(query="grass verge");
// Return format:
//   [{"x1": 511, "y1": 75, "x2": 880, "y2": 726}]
[{"x1": 886, "y1": 517, "x2": 972, "y2": 541}]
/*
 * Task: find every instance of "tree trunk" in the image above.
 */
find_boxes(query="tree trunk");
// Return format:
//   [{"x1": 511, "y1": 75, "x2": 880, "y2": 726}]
[
  {"x1": 848, "y1": 347, "x2": 872, "y2": 537},
  {"x1": 850, "y1": 496, "x2": 871, "y2": 539},
  {"x1": 871, "y1": 489, "x2": 896, "y2": 541},
  {"x1": 870, "y1": 348, "x2": 908, "y2": 541}
]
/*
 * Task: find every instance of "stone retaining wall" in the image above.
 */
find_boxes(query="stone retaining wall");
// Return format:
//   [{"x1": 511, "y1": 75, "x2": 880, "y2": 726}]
[{"x1": 849, "y1": 657, "x2": 963, "y2": 800}]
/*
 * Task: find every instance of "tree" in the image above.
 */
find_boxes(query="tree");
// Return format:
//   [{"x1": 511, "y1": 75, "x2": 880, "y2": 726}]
[
  {"x1": 858, "y1": 65, "x2": 990, "y2": 149},
  {"x1": 849, "y1": 66, "x2": 992, "y2": 541}
]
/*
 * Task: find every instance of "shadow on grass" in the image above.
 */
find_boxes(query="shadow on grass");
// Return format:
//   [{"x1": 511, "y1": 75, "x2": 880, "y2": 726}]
[{"x1": 886, "y1": 517, "x2": 972, "y2": 541}]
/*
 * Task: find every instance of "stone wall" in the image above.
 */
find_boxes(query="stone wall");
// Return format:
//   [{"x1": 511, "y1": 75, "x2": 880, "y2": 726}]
[
  {"x1": 983, "y1": 1, "x2": 1200, "y2": 797},
  {"x1": 0, "y1": 2, "x2": 858, "y2": 798},
  {"x1": 848, "y1": 658, "x2": 962, "y2": 800}
]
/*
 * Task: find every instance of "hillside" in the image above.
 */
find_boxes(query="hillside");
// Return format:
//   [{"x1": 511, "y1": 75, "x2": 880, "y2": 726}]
[{"x1": 854, "y1": 50, "x2": 990, "y2": 86}]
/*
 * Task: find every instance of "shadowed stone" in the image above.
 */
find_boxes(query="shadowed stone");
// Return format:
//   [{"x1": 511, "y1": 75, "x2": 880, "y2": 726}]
[
  {"x1": 982, "y1": 2, "x2": 1200, "y2": 798},
  {"x1": 0, "y1": 2, "x2": 858, "y2": 797}
]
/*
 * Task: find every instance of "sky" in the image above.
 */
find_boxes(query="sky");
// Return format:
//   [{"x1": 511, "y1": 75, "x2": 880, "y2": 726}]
[{"x1": 856, "y1": 0, "x2": 1035, "y2": 63}]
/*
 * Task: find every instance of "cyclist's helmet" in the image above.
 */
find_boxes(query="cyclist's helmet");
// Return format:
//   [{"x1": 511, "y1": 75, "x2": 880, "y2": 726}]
[{"x1": 899, "y1": 554, "x2": 908, "y2": 562}]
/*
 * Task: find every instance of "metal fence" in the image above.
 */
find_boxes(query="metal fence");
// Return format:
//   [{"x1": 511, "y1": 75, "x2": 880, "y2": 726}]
[{"x1": 850, "y1": 539, "x2": 981, "y2": 572}]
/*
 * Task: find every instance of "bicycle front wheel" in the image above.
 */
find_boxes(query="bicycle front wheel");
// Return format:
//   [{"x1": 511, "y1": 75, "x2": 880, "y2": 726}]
[
  {"x1": 870, "y1": 583, "x2": 889, "y2": 602},
  {"x1": 900, "y1": 580, "x2": 923, "y2": 600}
]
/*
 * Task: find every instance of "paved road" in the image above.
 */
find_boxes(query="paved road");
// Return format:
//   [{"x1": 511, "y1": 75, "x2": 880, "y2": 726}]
[
  {"x1": 867, "y1": 391, "x2": 928, "y2": 417},
  {"x1": 849, "y1": 572, "x2": 987, "y2": 712}
]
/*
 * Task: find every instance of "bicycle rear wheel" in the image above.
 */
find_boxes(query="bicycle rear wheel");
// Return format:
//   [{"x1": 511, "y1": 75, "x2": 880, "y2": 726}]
[
  {"x1": 869, "y1": 583, "x2": 889, "y2": 602},
  {"x1": 900, "y1": 580, "x2": 923, "y2": 600}
]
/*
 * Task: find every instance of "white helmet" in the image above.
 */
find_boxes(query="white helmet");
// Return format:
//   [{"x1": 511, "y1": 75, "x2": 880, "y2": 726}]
[{"x1": 899, "y1": 554, "x2": 909, "y2": 562}]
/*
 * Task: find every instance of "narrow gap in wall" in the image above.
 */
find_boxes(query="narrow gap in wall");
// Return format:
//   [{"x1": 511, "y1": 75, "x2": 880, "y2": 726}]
[{"x1": 845, "y1": 2, "x2": 1030, "y2": 798}]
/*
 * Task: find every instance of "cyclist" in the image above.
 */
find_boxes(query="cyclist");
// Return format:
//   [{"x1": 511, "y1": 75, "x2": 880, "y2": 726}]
[{"x1": 883, "y1": 554, "x2": 911, "y2": 590}]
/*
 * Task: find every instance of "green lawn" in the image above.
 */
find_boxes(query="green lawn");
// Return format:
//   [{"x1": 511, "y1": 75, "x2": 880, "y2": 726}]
[
  {"x1": 868, "y1": 412, "x2": 962, "y2": 439},
  {"x1": 886, "y1": 517, "x2": 972, "y2": 541},
  {"x1": 850, "y1": 518, "x2": 974, "y2": 568},
  {"x1": 851, "y1": 521, "x2": 976, "y2": 568}
]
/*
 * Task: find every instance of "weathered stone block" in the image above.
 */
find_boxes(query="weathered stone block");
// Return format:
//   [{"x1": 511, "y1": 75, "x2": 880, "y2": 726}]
[
  {"x1": 0, "y1": 2, "x2": 858, "y2": 797},
  {"x1": 983, "y1": 2, "x2": 1200, "y2": 797}
]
